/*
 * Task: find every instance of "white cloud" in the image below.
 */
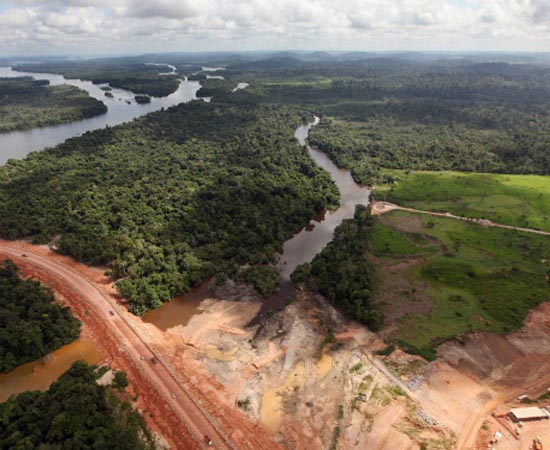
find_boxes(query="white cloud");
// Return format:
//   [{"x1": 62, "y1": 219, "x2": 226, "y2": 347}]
[{"x1": 0, "y1": 0, "x2": 549, "y2": 55}]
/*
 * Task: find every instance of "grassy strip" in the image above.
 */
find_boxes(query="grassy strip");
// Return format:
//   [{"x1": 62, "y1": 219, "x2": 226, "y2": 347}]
[{"x1": 374, "y1": 170, "x2": 550, "y2": 232}]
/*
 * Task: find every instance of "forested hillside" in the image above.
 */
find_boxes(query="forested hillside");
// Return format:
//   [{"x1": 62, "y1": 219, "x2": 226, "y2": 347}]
[
  {"x1": 0, "y1": 77, "x2": 107, "y2": 133},
  {"x1": 0, "y1": 260, "x2": 81, "y2": 372},
  {"x1": 0, "y1": 98, "x2": 338, "y2": 314},
  {"x1": 0, "y1": 362, "x2": 155, "y2": 450}
]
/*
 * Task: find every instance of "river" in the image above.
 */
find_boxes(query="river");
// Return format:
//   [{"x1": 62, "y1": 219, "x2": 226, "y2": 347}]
[
  {"x1": 277, "y1": 117, "x2": 371, "y2": 279},
  {"x1": 0, "y1": 66, "x2": 369, "y2": 395},
  {"x1": 0, "y1": 66, "x2": 201, "y2": 164},
  {"x1": 145, "y1": 116, "x2": 371, "y2": 329}
]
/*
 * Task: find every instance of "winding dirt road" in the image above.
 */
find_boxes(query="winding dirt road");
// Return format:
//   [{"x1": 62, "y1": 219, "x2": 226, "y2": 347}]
[
  {"x1": 0, "y1": 241, "x2": 280, "y2": 450},
  {"x1": 371, "y1": 201, "x2": 550, "y2": 237}
]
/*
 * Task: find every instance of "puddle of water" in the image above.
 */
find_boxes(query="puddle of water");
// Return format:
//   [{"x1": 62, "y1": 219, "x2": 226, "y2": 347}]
[
  {"x1": 143, "y1": 282, "x2": 212, "y2": 331},
  {"x1": 0, "y1": 340, "x2": 101, "y2": 402},
  {"x1": 260, "y1": 361, "x2": 306, "y2": 435},
  {"x1": 204, "y1": 345, "x2": 238, "y2": 362},
  {"x1": 317, "y1": 354, "x2": 333, "y2": 380}
]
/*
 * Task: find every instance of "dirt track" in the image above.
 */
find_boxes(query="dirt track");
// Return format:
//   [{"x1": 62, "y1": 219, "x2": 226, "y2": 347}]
[
  {"x1": 371, "y1": 201, "x2": 550, "y2": 237},
  {"x1": 0, "y1": 241, "x2": 281, "y2": 450}
]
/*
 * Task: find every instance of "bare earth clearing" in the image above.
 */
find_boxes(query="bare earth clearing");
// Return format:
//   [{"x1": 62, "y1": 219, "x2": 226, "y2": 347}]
[
  {"x1": 0, "y1": 241, "x2": 280, "y2": 450},
  {"x1": 2, "y1": 239, "x2": 550, "y2": 450}
]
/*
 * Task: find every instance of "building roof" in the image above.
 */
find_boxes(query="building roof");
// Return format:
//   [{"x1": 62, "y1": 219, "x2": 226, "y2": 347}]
[{"x1": 510, "y1": 407, "x2": 549, "y2": 420}]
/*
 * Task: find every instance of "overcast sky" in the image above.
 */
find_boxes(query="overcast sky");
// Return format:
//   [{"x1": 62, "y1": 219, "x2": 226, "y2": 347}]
[{"x1": 0, "y1": 0, "x2": 549, "y2": 56}]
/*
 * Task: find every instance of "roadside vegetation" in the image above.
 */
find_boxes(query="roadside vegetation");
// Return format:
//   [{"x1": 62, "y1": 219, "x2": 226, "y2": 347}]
[
  {"x1": 0, "y1": 361, "x2": 155, "y2": 450},
  {"x1": 0, "y1": 98, "x2": 338, "y2": 315},
  {"x1": 0, "y1": 77, "x2": 106, "y2": 133},
  {"x1": 14, "y1": 60, "x2": 180, "y2": 97},
  {"x1": 373, "y1": 170, "x2": 550, "y2": 232},
  {"x1": 372, "y1": 211, "x2": 550, "y2": 358},
  {"x1": 0, "y1": 259, "x2": 81, "y2": 373}
]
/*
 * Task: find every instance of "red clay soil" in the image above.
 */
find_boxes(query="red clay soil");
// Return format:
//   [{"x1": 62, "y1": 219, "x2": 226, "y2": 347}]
[
  {"x1": 0, "y1": 240, "x2": 282, "y2": 450},
  {"x1": 439, "y1": 303, "x2": 550, "y2": 450}
]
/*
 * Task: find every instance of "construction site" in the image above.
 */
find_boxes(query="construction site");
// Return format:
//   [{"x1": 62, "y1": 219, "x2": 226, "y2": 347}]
[{"x1": 2, "y1": 239, "x2": 550, "y2": 450}]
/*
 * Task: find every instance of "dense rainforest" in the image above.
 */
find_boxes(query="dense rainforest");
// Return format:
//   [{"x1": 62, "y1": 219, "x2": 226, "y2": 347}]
[
  {"x1": 0, "y1": 77, "x2": 107, "y2": 133},
  {"x1": 0, "y1": 98, "x2": 338, "y2": 314},
  {"x1": 0, "y1": 361, "x2": 155, "y2": 450},
  {"x1": 0, "y1": 260, "x2": 81, "y2": 373},
  {"x1": 218, "y1": 57, "x2": 550, "y2": 185},
  {"x1": 14, "y1": 60, "x2": 180, "y2": 97}
]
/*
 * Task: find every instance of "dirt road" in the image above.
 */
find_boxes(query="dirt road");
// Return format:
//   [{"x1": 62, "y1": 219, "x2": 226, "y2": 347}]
[
  {"x1": 371, "y1": 201, "x2": 550, "y2": 237},
  {"x1": 0, "y1": 242, "x2": 246, "y2": 450}
]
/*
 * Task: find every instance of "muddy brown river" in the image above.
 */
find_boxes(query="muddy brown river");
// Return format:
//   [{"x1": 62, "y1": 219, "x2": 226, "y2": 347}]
[
  {"x1": 145, "y1": 116, "x2": 371, "y2": 329},
  {"x1": 0, "y1": 340, "x2": 101, "y2": 402},
  {"x1": 0, "y1": 67, "x2": 369, "y2": 397}
]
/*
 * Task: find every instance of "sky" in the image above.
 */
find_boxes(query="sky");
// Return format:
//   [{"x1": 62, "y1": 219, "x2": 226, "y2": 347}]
[{"x1": 0, "y1": 0, "x2": 549, "y2": 56}]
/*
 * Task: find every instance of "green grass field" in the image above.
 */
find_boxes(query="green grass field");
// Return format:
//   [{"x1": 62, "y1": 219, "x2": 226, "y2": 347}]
[
  {"x1": 370, "y1": 222, "x2": 435, "y2": 256},
  {"x1": 373, "y1": 210, "x2": 550, "y2": 356},
  {"x1": 374, "y1": 170, "x2": 550, "y2": 232}
]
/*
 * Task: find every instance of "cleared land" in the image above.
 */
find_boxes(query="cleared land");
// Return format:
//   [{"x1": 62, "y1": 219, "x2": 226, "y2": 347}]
[
  {"x1": 373, "y1": 170, "x2": 550, "y2": 232},
  {"x1": 370, "y1": 210, "x2": 550, "y2": 357},
  {"x1": 0, "y1": 241, "x2": 282, "y2": 450}
]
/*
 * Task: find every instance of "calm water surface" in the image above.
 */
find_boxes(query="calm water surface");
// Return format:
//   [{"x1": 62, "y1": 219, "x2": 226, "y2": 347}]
[
  {"x1": 147, "y1": 117, "x2": 371, "y2": 328},
  {"x1": 276, "y1": 117, "x2": 371, "y2": 279},
  {"x1": 0, "y1": 66, "x2": 201, "y2": 164},
  {"x1": 143, "y1": 283, "x2": 211, "y2": 331},
  {"x1": 0, "y1": 340, "x2": 101, "y2": 402}
]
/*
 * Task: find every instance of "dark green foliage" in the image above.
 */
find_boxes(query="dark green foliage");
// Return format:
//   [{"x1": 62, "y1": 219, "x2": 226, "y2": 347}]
[
  {"x1": 0, "y1": 362, "x2": 154, "y2": 450},
  {"x1": 298, "y1": 205, "x2": 382, "y2": 330},
  {"x1": 0, "y1": 260, "x2": 81, "y2": 373},
  {"x1": 197, "y1": 79, "x2": 235, "y2": 98},
  {"x1": 290, "y1": 263, "x2": 311, "y2": 284},
  {"x1": 15, "y1": 60, "x2": 180, "y2": 97},
  {"x1": 237, "y1": 265, "x2": 279, "y2": 297},
  {"x1": 0, "y1": 77, "x2": 106, "y2": 133},
  {"x1": 134, "y1": 95, "x2": 151, "y2": 104},
  {"x1": 113, "y1": 371, "x2": 129, "y2": 390},
  {"x1": 396, "y1": 340, "x2": 437, "y2": 362},
  {"x1": 229, "y1": 58, "x2": 550, "y2": 185},
  {"x1": 0, "y1": 99, "x2": 338, "y2": 315},
  {"x1": 375, "y1": 344, "x2": 396, "y2": 356}
]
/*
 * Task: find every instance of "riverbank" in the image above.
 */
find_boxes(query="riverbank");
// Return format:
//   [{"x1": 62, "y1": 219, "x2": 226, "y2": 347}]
[{"x1": 0, "y1": 66, "x2": 201, "y2": 164}]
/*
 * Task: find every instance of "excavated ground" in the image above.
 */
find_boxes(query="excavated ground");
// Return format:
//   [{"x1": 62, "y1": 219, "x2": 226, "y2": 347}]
[
  {"x1": 4, "y1": 239, "x2": 550, "y2": 450},
  {"x1": 162, "y1": 283, "x2": 457, "y2": 450}
]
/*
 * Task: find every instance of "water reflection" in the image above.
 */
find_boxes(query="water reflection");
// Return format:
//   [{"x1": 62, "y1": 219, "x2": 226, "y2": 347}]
[
  {"x1": 276, "y1": 117, "x2": 371, "y2": 279},
  {"x1": 0, "y1": 66, "x2": 201, "y2": 164},
  {"x1": 143, "y1": 282, "x2": 211, "y2": 331}
]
